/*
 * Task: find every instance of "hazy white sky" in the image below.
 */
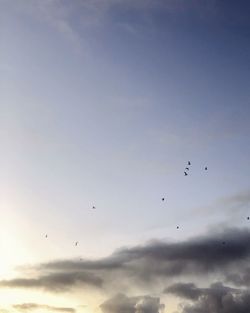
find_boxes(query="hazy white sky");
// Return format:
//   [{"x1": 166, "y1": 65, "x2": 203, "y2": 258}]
[{"x1": 1, "y1": 1, "x2": 250, "y2": 313}]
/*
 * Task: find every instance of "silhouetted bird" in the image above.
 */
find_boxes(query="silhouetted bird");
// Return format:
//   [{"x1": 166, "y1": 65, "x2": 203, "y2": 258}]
[
  {"x1": 184, "y1": 171, "x2": 188, "y2": 176},
  {"x1": 247, "y1": 217, "x2": 250, "y2": 220},
  {"x1": 188, "y1": 161, "x2": 191, "y2": 165},
  {"x1": 45, "y1": 234, "x2": 48, "y2": 238},
  {"x1": 205, "y1": 167, "x2": 208, "y2": 170},
  {"x1": 75, "y1": 241, "x2": 78, "y2": 246},
  {"x1": 92, "y1": 206, "x2": 96, "y2": 209},
  {"x1": 185, "y1": 167, "x2": 189, "y2": 171},
  {"x1": 162, "y1": 198, "x2": 165, "y2": 201},
  {"x1": 176, "y1": 226, "x2": 179, "y2": 229}
]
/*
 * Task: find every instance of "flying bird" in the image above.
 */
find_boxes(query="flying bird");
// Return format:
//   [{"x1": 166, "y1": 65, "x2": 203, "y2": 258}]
[
  {"x1": 247, "y1": 217, "x2": 249, "y2": 220},
  {"x1": 75, "y1": 241, "x2": 78, "y2": 246},
  {"x1": 176, "y1": 226, "x2": 179, "y2": 229},
  {"x1": 184, "y1": 171, "x2": 188, "y2": 176},
  {"x1": 162, "y1": 197, "x2": 165, "y2": 201},
  {"x1": 92, "y1": 206, "x2": 96, "y2": 209},
  {"x1": 205, "y1": 167, "x2": 208, "y2": 170},
  {"x1": 188, "y1": 161, "x2": 191, "y2": 165},
  {"x1": 185, "y1": 167, "x2": 189, "y2": 171},
  {"x1": 45, "y1": 234, "x2": 48, "y2": 238}
]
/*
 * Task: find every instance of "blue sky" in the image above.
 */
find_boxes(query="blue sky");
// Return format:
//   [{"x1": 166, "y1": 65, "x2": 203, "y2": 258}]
[{"x1": 1, "y1": 1, "x2": 250, "y2": 312}]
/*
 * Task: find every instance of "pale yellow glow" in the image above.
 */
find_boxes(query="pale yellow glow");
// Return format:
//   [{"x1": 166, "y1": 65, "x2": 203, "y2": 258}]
[{"x1": 0, "y1": 203, "x2": 32, "y2": 279}]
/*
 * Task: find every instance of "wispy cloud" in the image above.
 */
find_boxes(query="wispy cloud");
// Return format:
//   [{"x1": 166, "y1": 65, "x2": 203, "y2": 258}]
[
  {"x1": 9, "y1": 0, "x2": 220, "y2": 47},
  {"x1": 7, "y1": 0, "x2": 83, "y2": 51},
  {"x1": 191, "y1": 189, "x2": 250, "y2": 221},
  {"x1": 13, "y1": 303, "x2": 75, "y2": 313},
  {"x1": 219, "y1": 190, "x2": 250, "y2": 213}
]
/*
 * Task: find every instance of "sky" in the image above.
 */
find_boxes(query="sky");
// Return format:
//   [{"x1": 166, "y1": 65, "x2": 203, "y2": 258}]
[{"x1": 0, "y1": 0, "x2": 250, "y2": 312}]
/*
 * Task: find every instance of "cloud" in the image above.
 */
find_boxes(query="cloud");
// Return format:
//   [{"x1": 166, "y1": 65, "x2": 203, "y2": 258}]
[
  {"x1": 100, "y1": 294, "x2": 164, "y2": 313},
  {"x1": 0, "y1": 271, "x2": 102, "y2": 292},
  {"x1": 219, "y1": 190, "x2": 250, "y2": 214},
  {"x1": 33, "y1": 1, "x2": 83, "y2": 46},
  {"x1": 164, "y1": 283, "x2": 203, "y2": 300},
  {"x1": 1, "y1": 228, "x2": 250, "y2": 293},
  {"x1": 13, "y1": 303, "x2": 75, "y2": 313},
  {"x1": 191, "y1": 190, "x2": 250, "y2": 221},
  {"x1": 100, "y1": 294, "x2": 136, "y2": 313},
  {"x1": 169, "y1": 282, "x2": 250, "y2": 313},
  {"x1": 226, "y1": 267, "x2": 250, "y2": 287},
  {"x1": 40, "y1": 227, "x2": 250, "y2": 281},
  {"x1": 10, "y1": 0, "x2": 220, "y2": 40},
  {"x1": 135, "y1": 296, "x2": 165, "y2": 313}
]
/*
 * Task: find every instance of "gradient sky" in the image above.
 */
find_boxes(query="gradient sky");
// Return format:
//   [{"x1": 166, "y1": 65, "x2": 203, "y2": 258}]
[{"x1": 1, "y1": 1, "x2": 250, "y2": 312}]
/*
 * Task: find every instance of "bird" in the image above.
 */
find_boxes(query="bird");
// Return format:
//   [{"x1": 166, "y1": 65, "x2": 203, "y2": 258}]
[
  {"x1": 247, "y1": 217, "x2": 249, "y2": 220},
  {"x1": 45, "y1": 234, "x2": 48, "y2": 238},
  {"x1": 176, "y1": 226, "x2": 179, "y2": 229},
  {"x1": 185, "y1": 167, "x2": 189, "y2": 171},
  {"x1": 184, "y1": 171, "x2": 188, "y2": 176},
  {"x1": 92, "y1": 206, "x2": 96, "y2": 209},
  {"x1": 162, "y1": 197, "x2": 165, "y2": 201},
  {"x1": 188, "y1": 161, "x2": 191, "y2": 165},
  {"x1": 75, "y1": 241, "x2": 78, "y2": 246},
  {"x1": 205, "y1": 167, "x2": 208, "y2": 170}
]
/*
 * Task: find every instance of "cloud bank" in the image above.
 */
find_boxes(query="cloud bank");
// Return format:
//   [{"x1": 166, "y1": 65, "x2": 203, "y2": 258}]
[
  {"x1": 1, "y1": 227, "x2": 249, "y2": 312},
  {"x1": 1, "y1": 228, "x2": 250, "y2": 293}
]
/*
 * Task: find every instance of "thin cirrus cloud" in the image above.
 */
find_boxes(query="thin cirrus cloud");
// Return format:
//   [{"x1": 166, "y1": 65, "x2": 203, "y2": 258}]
[
  {"x1": 218, "y1": 189, "x2": 250, "y2": 213},
  {"x1": 13, "y1": 303, "x2": 75, "y2": 313},
  {"x1": 192, "y1": 189, "x2": 250, "y2": 220},
  {"x1": 10, "y1": 0, "x2": 222, "y2": 41},
  {"x1": 15, "y1": 0, "x2": 249, "y2": 30}
]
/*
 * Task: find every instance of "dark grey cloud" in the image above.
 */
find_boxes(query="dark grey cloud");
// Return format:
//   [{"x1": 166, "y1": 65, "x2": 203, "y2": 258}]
[
  {"x1": 1, "y1": 228, "x2": 250, "y2": 293},
  {"x1": 41, "y1": 228, "x2": 250, "y2": 280},
  {"x1": 13, "y1": 303, "x2": 75, "y2": 313},
  {"x1": 226, "y1": 267, "x2": 250, "y2": 287},
  {"x1": 0, "y1": 271, "x2": 102, "y2": 292},
  {"x1": 169, "y1": 282, "x2": 250, "y2": 313},
  {"x1": 134, "y1": 296, "x2": 165, "y2": 313},
  {"x1": 164, "y1": 283, "x2": 202, "y2": 300},
  {"x1": 100, "y1": 294, "x2": 164, "y2": 313}
]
